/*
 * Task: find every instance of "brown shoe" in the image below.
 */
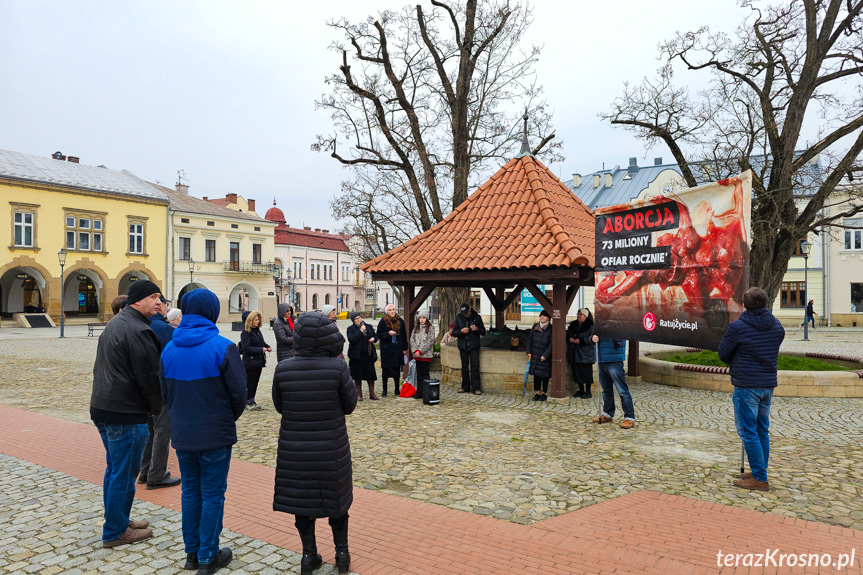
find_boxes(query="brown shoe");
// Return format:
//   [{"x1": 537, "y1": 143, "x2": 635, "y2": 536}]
[
  {"x1": 103, "y1": 527, "x2": 153, "y2": 548},
  {"x1": 620, "y1": 420, "x2": 635, "y2": 429},
  {"x1": 738, "y1": 471, "x2": 752, "y2": 479},
  {"x1": 473, "y1": 390, "x2": 482, "y2": 395},
  {"x1": 591, "y1": 416, "x2": 613, "y2": 424},
  {"x1": 367, "y1": 383, "x2": 379, "y2": 400},
  {"x1": 457, "y1": 389, "x2": 468, "y2": 393},
  {"x1": 355, "y1": 383, "x2": 363, "y2": 402},
  {"x1": 128, "y1": 519, "x2": 149, "y2": 529},
  {"x1": 733, "y1": 477, "x2": 769, "y2": 491}
]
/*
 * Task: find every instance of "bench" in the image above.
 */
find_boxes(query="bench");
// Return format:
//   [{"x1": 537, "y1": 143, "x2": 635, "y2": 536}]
[{"x1": 88, "y1": 322, "x2": 108, "y2": 337}]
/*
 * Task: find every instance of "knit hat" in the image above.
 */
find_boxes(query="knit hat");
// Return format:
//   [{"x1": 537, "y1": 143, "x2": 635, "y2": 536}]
[
  {"x1": 349, "y1": 311, "x2": 362, "y2": 322},
  {"x1": 577, "y1": 308, "x2": 591, "y2": 317},
  {"x1": 166, "y1": 308, "x2": 182, "y2": 322},
  {"x1": 126, "y1": 280, "x2": 161, "y2": 306},
  {"x1": 417, "y1": 309, "x2": 430, "y2": 319},
  {"x1": 539, "y1": 309, "x2": 551, "y2": 319},
  {"x1": 322, "y1": 304, "x2": 336, "y2": 317}
]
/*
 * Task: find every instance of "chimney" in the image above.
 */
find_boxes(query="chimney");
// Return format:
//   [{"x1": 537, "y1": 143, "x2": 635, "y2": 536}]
[
  {"x1": 314, "y1": 228, "x2": 321, "y2": 232},
  {"x1": 604, "y1": 173, "x2": 613, "y2": 187},
  {"x1": 627, "y1": 157, "x2": 638, "y2": 175},
  {"x1": 226, "y1": 193, "x2": 238, "y2": 203},
  {"x1": 247, "y1": 199, "x2": 256, "y2": 212},
  {"x1": 304, "y1": 226, "x2": 312, "y2": 230},
  {"x1": 322, "y1": 229, "x2": 329, "y2": 234},
  {"x1": 202, "y1": 196, "x2": 208, "y2": 201},
  {"x1": 654, "y1": 157, "x2": 663, "y2": 166},
  {"x1": 571, "y1": 174, "x2": 581, "y2": 187},
  {"x1": 175, "y1": 183, "x2": 189, "y2": 195},
  {"x1": 593, "y1": 174, "x2": 601, "y2": 188},
  {"x1": 51, "y1": 151, "x2": 66, "y2": 161},
  {"x1": 67, "y1": 156, "x2": 80, "y2": 163}
]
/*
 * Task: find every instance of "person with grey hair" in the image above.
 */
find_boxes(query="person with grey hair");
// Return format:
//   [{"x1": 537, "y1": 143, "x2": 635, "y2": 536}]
[
  {"x1": 410, "y1": 309, "x2": 435, "y2": 399},
  {"x1": 376, "y1": 304, "x2": 408, "y2": 396}
]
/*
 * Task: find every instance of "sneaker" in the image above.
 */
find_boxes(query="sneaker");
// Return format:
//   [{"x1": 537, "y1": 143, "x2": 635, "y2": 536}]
[
  {"x1": 197, "y1": 547, "x2": 233, "y2": 574},
  {"x1": 531, "y1": 393, "x2": 541, "y2": 401},
  {"x1": 539, "y1": 394, "x2": 547, "y2": 401},
  {"x1": 620, "y1": 419, "x2": 635, "y2": 429},
  {"x1": 103, "y1": 527, "x2": 153, "y2": 548},
  {"x1": 128, "y1": 519, "x2": 149, "y2": 530},
  {"x1": 591, "y1": 415, "x2": 613, "y2": 424},
  {"x1": 733, "y1": 477, "x2": 769, "y2": 491},
  {"x1": 137, "y1": 474, "x2": 147, "y2": 484},
  {"x1": 247, "y1": 402, "x2": 262, "y2": 411}
]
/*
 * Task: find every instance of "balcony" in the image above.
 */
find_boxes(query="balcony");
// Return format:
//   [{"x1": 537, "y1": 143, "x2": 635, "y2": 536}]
[{"x1": 223, "y1": 260, "x2": 276, "y2": 274}]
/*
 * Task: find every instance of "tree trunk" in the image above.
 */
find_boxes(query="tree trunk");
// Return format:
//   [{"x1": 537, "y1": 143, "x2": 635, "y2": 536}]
[{"x1": 437, "y1": 286, "x2": 470, "y2": 343}]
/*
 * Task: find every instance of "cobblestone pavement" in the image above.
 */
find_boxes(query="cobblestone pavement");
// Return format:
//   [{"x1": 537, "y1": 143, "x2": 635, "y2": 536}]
[
  {"x1": 0, "y1": 324, "x2": 861, "y2": 537},
  {"x1": 0, "y1": 454, "x2": 359, "y2": 575}
]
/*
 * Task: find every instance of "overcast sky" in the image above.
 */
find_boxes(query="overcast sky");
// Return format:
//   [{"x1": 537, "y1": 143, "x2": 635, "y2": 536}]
[{"x1": 1, "y1": 1, "x2": 756, "y2": 230}]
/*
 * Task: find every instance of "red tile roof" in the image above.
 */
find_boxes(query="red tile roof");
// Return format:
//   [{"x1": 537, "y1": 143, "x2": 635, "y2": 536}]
[
  {"x1": 363, "y1": 155, "x2": 595, "y2": 273},
  {"x1": 207, "y1": 198, "x2": 231, "y2": 207},
  {"x1": 263, "y1": 203, "x2": 351, "y2": 251}
]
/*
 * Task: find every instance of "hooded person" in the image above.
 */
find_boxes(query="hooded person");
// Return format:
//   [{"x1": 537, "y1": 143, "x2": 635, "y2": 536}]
[
  {"x1": 566, "y1": 308, "x2": 596, "y2": 399},
  {"x1": 346, "y1": 311, "x2": 379, "y2": 400},
  {"x1": 160, "y1": 288, "x2": 247, "y2": 573},
  {"x1": 273, "y1": 303, "x2": 296, "y2": 362},
  {"x1": 272, "y1": 312, "x2": 358, "y2": 575},
  {"x1": 239, "y1": 310, "x2": 271, "y2": 411},
  {"x1": 526, "y1": 309, "x2": 553, "y2": 401}
]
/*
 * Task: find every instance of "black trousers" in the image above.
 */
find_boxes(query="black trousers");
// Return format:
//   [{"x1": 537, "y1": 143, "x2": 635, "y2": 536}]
[
  {"x1": 245, "y1": 367, "x2": 262, "y2": 402},
  {"x1": 381, "y1": 365, "x2": 400, "y2": 395},
  {"x1": 415, "y1": 360, "x2": 431, "y2": 397},
  {"x1": 459, "y1": 348, "x2": 481, "y2": 392},
  {"x1": 533, "y1": 376, "x2": 549, "y2": 393}
]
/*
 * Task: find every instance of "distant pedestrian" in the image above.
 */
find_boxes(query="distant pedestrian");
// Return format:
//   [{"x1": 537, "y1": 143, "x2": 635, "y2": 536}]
[
  {"x1": 440, "y1": 323, "x2": 457, "y2": 346},
  {"x1": 801, "y1": 299, "x2": 817, "y2": 329},
  {"x1": 590, "y1": 335, "x2": 635, "y2": 429},
  {"x1": 272, "y1": 312, "x2": 358, "y2": 575},
  {"x1": 346, "y1": 312, "x2": 379, "y2": 400},
  {"x1": 273, "y1": 303, "x2": 296, "y2": 362},
  {"x1": 376, "y1": 304, "x2": 408, "y2": 396},
  {"x1": 90, "y1": 280, "x2": 163, "y2": 547},
  {"x1": 718, "y1": 287, "x2": 785, "y2": 492},
  {"x1": 239, "y1": 310, "x2": 271, "y2": 411},
  {"x1": 526, "y1": 310, "x2": 553, "y2": 401},
  {"x1": 452, "y1": 303, "x2": 486, "y2": 394},
  {"x1": 567, "y1": 308, "x2": 595, "y2": 399},
  {"x1": 161, "y1": 288, "x2": 247, "y2": 573},
  {"x1": 410, "y1": 309, "x2": 435, "y2": 399}
]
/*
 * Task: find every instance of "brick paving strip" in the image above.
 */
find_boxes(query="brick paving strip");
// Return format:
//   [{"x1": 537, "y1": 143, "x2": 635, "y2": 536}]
[{"x1": 1, "y1": 405, "x2": 860, "y2": 574}]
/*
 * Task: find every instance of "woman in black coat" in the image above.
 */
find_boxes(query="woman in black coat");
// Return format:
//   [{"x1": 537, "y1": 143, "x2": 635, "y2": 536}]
[
  {"x1": 566, "y1": 308, "x2": 596, "y2": 398},
  {"x1": 346, "y1": 311, "x2": 379, "y2": 400},
  {"x1": 239, "y1": 310, "x2": 271, "y2": 411},
  {"x1": 272, "y1": 303, "x2": 295, "y2": 362},
  {"x1": 272, "y1": 312, "x2": 357, "y2": 575},
  {"x1": 376, "y1": 304, "x2": 408, "y2": 396},
  {"x1": 526, "y1": 310, "x2": 553, "y2": 401}
]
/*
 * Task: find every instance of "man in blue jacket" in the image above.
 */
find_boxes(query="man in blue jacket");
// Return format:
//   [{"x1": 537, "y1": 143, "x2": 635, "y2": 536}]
[
  {"x1": 718, "y1": 287, "x2": 785, "y2": 492},
  {"x1": 160, "y1": 289, "x2": 247, "y2": 574},
  {"x1": 590, "y1": 335, "x2": 636, "y2": 429}
]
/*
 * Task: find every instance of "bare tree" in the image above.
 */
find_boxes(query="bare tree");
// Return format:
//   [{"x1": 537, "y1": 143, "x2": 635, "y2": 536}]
[
  {"x1": 603, "y1": 0, "x2": 863, "y2": 304},
  {"x1": 314, "y1": 0, "x2": 561, "y2": 338}
]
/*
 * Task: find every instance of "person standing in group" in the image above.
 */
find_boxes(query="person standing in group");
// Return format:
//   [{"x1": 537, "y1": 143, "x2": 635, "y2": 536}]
[
  {"x1": 376, "y1": 304, "x2": 408, "y2": 396},
  {"x1": 90, "y1": 280, "x2": 163, "y2": 548},
  {"x1": 526, "y1": 310, "x2": 553, "y2": 401},
  {"x1": 166, "y1": 307, "x2": 183, "y2": 328},
  {"x1": 567, "y1": 308, "x2": 596, "y2": 399},
  {"x1": 323, "y1": 304, "x2": 337, "y2": 322},
  {"x1": 590, "y1": 334, "x2": 635, "y2": 429},
  {"x1": 139, "y1": 296, "x2": 182, "y2": 490},
  {"x1": 272, "y1": 312, "x2": 358, "y2": 575},
  {"x1": 239, "y1": 310, "x2": 271, "y2": 411},
  {"x1": 452, "y1": 303, "x2": 486, "y2": 395},
  {"x1": 801, "y1": 299, "x2": 817, "y2": 330},
  {"x1": 273, "y1": 303, "x2": 296, "y2": 362},
  {"x1": 346, "y1": 312, "x2": 379, "y2": 400},
  {"x1": 718, "y1": 287, "x2": 785, "y2": 492},
  {"x1": 161, "y1": 288, "x2": 247, "y2": 573},
  {"x1": 410, "y1": 309, "x2": 435, "y2": 400}
]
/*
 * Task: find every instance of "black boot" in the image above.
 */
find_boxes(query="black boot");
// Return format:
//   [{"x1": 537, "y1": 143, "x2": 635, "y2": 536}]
[
  {"x1": 183, "y1": 552, "x2": 199, "y2": 570},
  {"x1": 295, "y1": 517, "x2": 322, "y2": 575},
  {"x1": 582, "y1": 383, "x2": 592, "y2": 399},
  {"x1": 196, "y1": 548, "x2": 232, "y2": 575},
  {"x1": 329, "y1": 515, "x2": 350, "y2": 575},
  {"x1": 573, "y1": 383, "x2": 584, "y2": 398}
]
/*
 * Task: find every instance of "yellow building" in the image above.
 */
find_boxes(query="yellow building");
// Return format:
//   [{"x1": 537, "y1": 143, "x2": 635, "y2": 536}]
[{"x1": 1, "y1": 149, "x2": 169, "y2": 323}]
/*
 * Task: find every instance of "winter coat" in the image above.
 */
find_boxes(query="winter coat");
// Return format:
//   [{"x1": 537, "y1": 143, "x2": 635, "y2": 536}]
[
  {"x1": 90, "y1": 305, "x2": 162, "y2": 424},
  {"x1": 376, "y1": 316, "x2": 408, "y2": 368},
  {"x1": 717, "y1": 307, "x2": 785, "y2": 388},
  {"x1": 806, "y1": 302, "x2": 816, "y2": 317},
  {"x1": 525, "y1": 322, "x2": 553, "y2": 379},
  {"x1": 566, "y1": 319, "x2": 595, "y2": 364},
  {"x1": 410, "y1": 325, "x2": 435, "y2": 361},
  {"x1": 272, "y1": 312, "x2": 358, "y2": 518},
  {"x1": 160, "y1": 289, "x2": 247, "y2": 451},
  {"x1": 452, "y1": 310, "x2": 486, "y2": 351},
  {"x1": 273, "y1": 303, "x2": 296, "y2": 362},
  {"x1": 596, "y1": 338, "x2": 626, "y2": 364},
  {"x1": 346, "y1": 321, "x2": 378, "y2": 362},
  {"x1": 239, "y1": 311, "x2": 270, "y2": 369},
  {"x1": 149, "y1": 313, "x2": 175, "y2": 350}
]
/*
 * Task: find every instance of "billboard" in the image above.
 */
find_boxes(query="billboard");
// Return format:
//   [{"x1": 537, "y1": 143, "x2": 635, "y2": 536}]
[
  {"x1": 521, "y1": 287, "x2": 545, "y2": 312},
  {"x1": 594, "y1": 171, "x2": 752, "y2": 350}
]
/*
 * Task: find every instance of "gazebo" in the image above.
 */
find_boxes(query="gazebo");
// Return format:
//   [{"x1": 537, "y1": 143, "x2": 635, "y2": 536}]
[{"x1": 362, "y1": 145, "x2": 596, "y2": 399}]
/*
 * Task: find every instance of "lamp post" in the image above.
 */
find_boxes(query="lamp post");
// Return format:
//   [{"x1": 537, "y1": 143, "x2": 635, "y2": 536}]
[
  {"x1": 286, "y1": 269, "x2": 294, "y2": 309},
  {"x1": 801, "y1": 240, "x2": 811, "y2": 341},
  {"x1": 272, "y1": 265, "x2": 282, "y2": 303},
  {"x1": 58, "y1": 249, "x2": 67, "y2": 338},
  {"x1": 188, "y1": 259, "x2": 195, "y2": 287}
]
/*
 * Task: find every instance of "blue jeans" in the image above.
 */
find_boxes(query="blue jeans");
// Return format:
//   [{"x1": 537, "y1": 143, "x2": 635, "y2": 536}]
[
  {"x1": 732, "y1": 387, "x2": 773, "y2": 482},
  {"x1": 95, "y1": 422, "x2": 150, "y2": 542},
  {"x1": 597, "y1": 362, "x2": 635, "y2": 420},
  {"x1": 802, "y1": 315, "x2": 815, "y2": 328},
  {"x1": 176, "y1": 447, "x2": 232, "y2": 565}
]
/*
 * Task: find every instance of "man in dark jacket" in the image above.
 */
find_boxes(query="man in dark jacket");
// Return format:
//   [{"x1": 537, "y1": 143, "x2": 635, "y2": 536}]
[
  {"x1": 452, "y1": 303, "x2": 486, "y2": 394},
  {"x1": 590, "y1": 336, "x2": 635, "y2": 428},
  {"x1": 161, "y1": 288, "x2": 247, "y2": 574},
  {"x1": 272, "y1": 302, "x2": 295, "y2": 362},
  {"x1": 718, "y1": 287, "x2": 785, "y2": 492},
  {"x1": 90, "y1": 280, "x2": 163, "y2": 548},
  {"x1": 272, "y1": 312, "x2": 358, "y2": 575}
]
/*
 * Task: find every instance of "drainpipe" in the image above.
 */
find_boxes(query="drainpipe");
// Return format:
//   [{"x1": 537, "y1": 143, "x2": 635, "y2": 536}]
[
  {"x1": 336, "y1": 251, "x2": 340, "y2": 314},
  {"x1": 822, "y1": 209, "x2": 830, "y2": 326},
  {"x1": 166, "y1": 206, "x2": 172, "y2": 300}
]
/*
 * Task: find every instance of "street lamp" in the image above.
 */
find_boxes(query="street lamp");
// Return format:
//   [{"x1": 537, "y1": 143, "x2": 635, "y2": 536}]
[
  {"x1": 188, "y1": 259, "x2": 195, "y2": 287},
  {"x1": 285, "y1": 269, "x2": 294, "y2": 309},
  {"x1": 801, "y1": 240, "x2": 812, "y2": 341},
  {"x1": 272, "y1": 265, "x2": 282, "y2": 303},
  {"x1": 58, "y1": 249, "x2": 67, "y2": 339}
]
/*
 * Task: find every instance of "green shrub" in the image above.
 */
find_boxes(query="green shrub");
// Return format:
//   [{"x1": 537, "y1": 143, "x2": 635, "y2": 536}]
[{"x1": 660, "y1": 350, "x2": 847, "y2": 371}]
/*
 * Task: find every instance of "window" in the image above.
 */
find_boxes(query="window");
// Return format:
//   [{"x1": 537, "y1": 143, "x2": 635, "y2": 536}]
[
  {"x1": 317, "y1": 264, "x2": 321, "y2": 280},
  {"x1": 470, "y1": 290, "x2": 481, "y2": 313},
  {"x1": 325, "y1": 293, "x2": 331, "y2": 305},
  {"x1": 231, "y1": 223, "x2": 238, "y2": 229},
  {"x1": 205, "y1": 239, "x2": 216, "y2": 262},
  {"x1": 852, "y1": 283, "x2": 863, "y2": 312},
  {"x1": 179, "y1": 237, "x2": 191, "y2": 260},
  {"x1": 342, "y1": 266, "x2": 350, "y2": 282},
  {"x1": 13, "y1": 212, "x2": 33, "y2": 247},
  {"x1": 780, "y1": 281, "x2": 805, "y2": 308},
  {"x1": 312, "y1": 294, "x2": 318, "y2": 309},
  {"x1": 294, "y1": 259, "x2": 303, "y2": 280},
  {"x1": 207, "y1": 221, "x2": 215, "y2": 227},
  {"x1": 229, "y1": 242, "x2": 240, "y2": 271},
  {"x1": 129, "y1": 223, "x2": 144, "y2": 254},
  {"x1": 181, "y1": 218, "x2": 190, "y2": 224},
  {"x1": 254, "y1": 226, "x2": 261, "y2": 231},
  {"x1": 65, "y1": 210, "x2": 104, "y2": 252},
  {"x1": 252, "y1": 244, "x2": 262, "y2": 264},
  {"x1": 844, "y1": 219, "x2": 862, "y2": 251}
]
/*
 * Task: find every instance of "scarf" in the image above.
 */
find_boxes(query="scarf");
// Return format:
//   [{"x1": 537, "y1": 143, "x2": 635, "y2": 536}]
[
  {"x1": 383, "y1": 314, "x2": 401, "y2": 334},
  {"x1": 287, "y1": 317, "x2": 294, "y2": 330}
]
